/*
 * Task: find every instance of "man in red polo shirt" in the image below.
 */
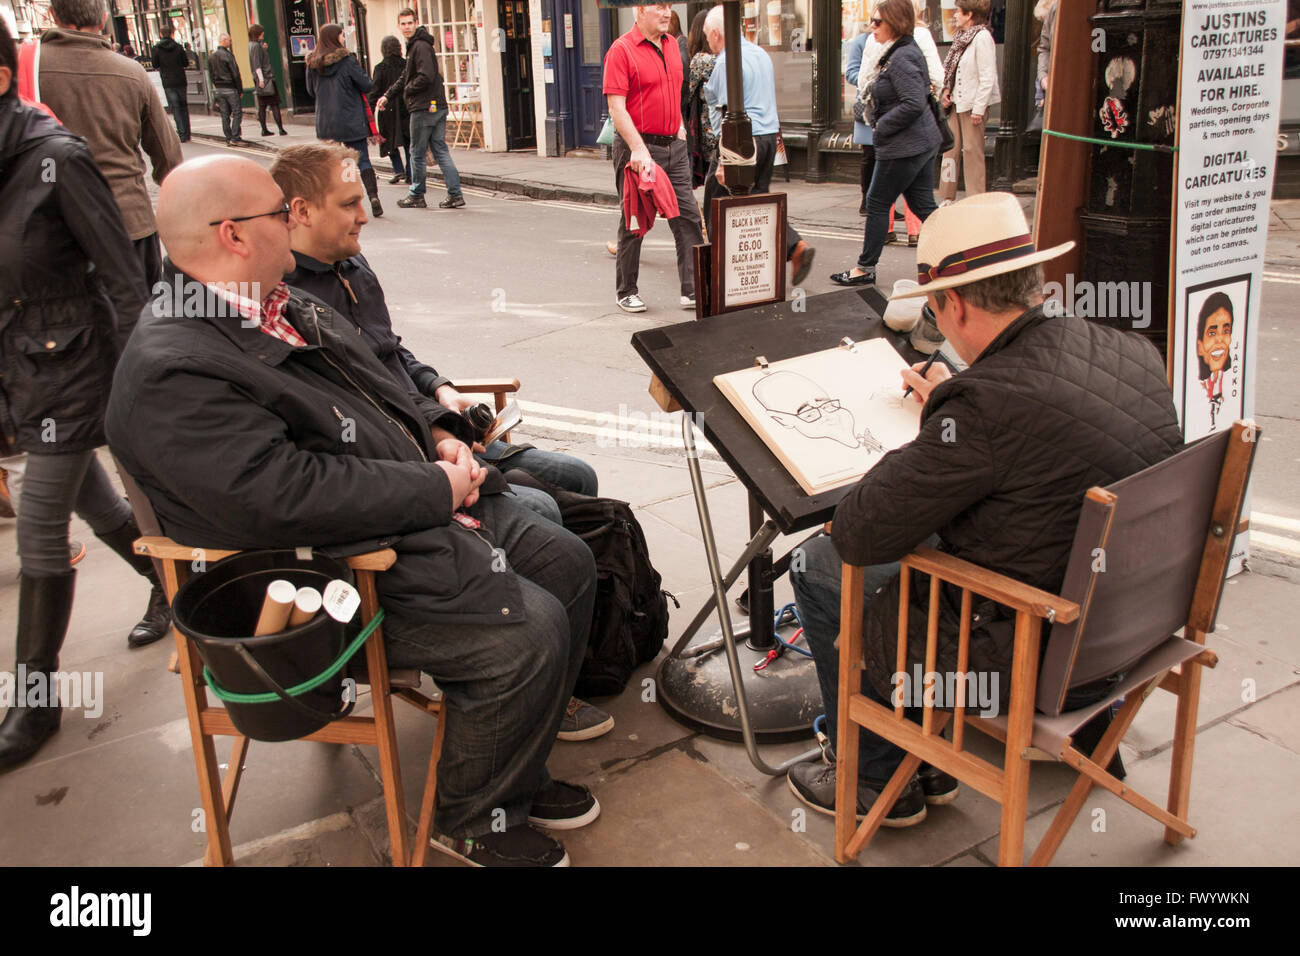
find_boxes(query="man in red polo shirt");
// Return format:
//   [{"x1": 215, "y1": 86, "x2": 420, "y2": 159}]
[{"x1": 604, "y1": 3, "x2": 704, "y2": 313}]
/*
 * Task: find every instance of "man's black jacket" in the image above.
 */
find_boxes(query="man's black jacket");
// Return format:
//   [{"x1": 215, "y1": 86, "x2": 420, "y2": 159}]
[
  {"x1": 151, "y1": 38, "x2": 189, "y2": 88},
  {"x1": 209, "y1": 46, "x2": 241, "y2": 90},
  {"x1": 833, "y1": 306, "x2": 1183, "y2": 702},
  {"x1": 105, "y1": 264, "x2": 519, "y2": 632},
  {"x1": 384, "y1": 26, "x2": 446, "y2": 114},
  {"x1": 285, "y1": 251, "x2": 450, "y2": 399}
]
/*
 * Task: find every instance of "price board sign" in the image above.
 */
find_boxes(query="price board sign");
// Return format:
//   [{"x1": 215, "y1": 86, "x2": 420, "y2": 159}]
[{"x1": 709, "y1": 193, "x2": 786, "y2": 314}]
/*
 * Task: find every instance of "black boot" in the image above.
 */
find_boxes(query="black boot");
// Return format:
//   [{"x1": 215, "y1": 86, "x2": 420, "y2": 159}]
[
  {"x1": 95, "y1": 518, "x2": 172, "y2": 649},
  {"x1": 360, "y1": 167, "x2": 383, "y2": 218},
  {"x1": 0, "y1": 571, "x2": 75, "y2": 773}
]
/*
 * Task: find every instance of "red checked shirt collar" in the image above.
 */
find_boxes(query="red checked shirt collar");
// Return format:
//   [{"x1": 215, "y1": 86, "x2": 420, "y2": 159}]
[{"x1": 205, "y1": 281, "x2": 307, "y2": 347}]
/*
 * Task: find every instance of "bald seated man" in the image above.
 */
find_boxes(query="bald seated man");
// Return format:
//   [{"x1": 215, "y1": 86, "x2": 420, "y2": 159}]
[{"x1": 106, "y1": 156, "x2": 601, "y2": 867}]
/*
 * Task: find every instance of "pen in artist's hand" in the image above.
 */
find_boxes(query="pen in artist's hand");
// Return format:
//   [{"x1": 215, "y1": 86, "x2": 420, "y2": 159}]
[{"x1": 903, "y1": 352, "x2": 941, "y2": 398}]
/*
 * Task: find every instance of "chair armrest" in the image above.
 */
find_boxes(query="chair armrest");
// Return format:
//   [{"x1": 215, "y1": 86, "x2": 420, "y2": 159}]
[
  {"x1": 902, "y1": 546, "x2": 1080, "y2": 625},
  {"x1": 453, "y1": 378, "x2": 520, "y2": 396},
  {"x1": 133, "y1": 536, "x2": 396, "y2": 572}
]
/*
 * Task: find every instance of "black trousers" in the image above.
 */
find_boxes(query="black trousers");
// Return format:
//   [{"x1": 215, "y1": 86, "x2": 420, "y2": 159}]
[{"x1": 612, "y1": 135, "x2": 704, "y2": 299}]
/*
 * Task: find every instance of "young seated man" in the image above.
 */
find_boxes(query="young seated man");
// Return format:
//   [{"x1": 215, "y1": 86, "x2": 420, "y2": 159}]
[
  {"x1": 107, "y1": 155, "x2": 599, "y2": 867},
  {"x1": 787, "y1": 193, "x2": 1184, "y2": 827},
  {"x1": 268, "y1": 142, "x2": 611, "y2": 743}
]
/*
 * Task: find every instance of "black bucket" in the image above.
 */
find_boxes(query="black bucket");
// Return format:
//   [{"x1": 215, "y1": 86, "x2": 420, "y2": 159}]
[{"x1": 172, "y1": 550, "x2": 358, "y2": 742}]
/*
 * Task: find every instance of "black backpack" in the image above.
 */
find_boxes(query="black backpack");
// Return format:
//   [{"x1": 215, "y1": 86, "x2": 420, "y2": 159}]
[{"x1": 504, "y1": 472, "x2": 676, "y2": 697}]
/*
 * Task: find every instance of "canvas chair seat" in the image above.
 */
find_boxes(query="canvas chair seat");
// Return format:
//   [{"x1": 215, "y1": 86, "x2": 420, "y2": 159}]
[{"x1": 833, "y1": 421, "x2": 1259, "y2": 866}]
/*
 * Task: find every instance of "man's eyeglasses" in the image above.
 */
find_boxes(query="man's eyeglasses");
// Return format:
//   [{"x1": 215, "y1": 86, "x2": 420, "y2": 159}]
[{"x1": 208, "y1": 202, "x2": 291, "y2": 227}]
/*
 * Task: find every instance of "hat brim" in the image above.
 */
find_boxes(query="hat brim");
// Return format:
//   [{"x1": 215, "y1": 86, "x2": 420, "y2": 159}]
[{"x1": 889, "y1": 240, "x2": 1077, "y2": 299}]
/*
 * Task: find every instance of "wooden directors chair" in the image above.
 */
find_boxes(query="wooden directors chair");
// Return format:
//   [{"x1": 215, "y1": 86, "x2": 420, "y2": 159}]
[{"x1": 834, "y1": 421, "x2": 1258, "y2": 866}]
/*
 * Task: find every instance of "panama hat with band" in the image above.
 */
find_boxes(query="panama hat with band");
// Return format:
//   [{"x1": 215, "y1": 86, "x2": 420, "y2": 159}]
[{"x1": 890, "y1": 192, "x2": 1075, "y2": 299}]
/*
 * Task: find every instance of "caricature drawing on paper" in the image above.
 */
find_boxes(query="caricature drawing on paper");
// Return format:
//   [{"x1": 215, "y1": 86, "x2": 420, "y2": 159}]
[{"x1": 752, "y1": 371, "x2": 884, "y2": 454}]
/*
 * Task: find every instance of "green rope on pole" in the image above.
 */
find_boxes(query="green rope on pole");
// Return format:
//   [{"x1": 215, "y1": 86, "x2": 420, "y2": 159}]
[
  {"x1": 1042, "y1": 128, "x2": 1178, "y2": 154},
  {"x1": 202, "y1": 608, "x2": 385, "y2": 705}
]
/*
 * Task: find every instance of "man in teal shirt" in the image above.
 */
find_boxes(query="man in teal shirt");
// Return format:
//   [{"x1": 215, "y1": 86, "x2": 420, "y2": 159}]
[{"x1": 702, "y1": 4, "x2": 814, "y2": 285}]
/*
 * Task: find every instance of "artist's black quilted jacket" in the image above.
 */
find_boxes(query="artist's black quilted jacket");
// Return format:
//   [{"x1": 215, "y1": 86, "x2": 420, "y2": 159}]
[{"x1": 831, "y1": 305, "x2": 1183, "y2": 702}]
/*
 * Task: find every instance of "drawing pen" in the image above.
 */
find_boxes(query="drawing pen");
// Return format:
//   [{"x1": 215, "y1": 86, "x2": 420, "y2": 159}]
[{"x1": 903, "y1": 352, "x2": 940, "y2": 399}]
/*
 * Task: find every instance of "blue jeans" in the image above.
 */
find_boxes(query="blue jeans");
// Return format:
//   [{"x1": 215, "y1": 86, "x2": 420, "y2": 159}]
[
  {"x1": 381, "y1": 492, "x2": 595, "y2": 837},
  {"x1": 408, "y1": 109, "x2": 462, "y2": 199},
  {"x1": 164, "y1": 85, "x2": 190, "y2": 140},
  {"x1": 214, "y1": 89, "x2": 242, "y2": 141},
  {"x1": 482, "y1": 442, "x2": 599, "y2": 497},
  {"x1": 790, "y1": 533, "x2": 920, "y2": 784},
  {"x1": 388, "y1": 146, "x2": 411, "y2": 180},
  {"x1": 857, "y1": 148, "x2": 939, "y2": 272},
  {"x1": 342, "y1": 138, "x2": 373, "y2": 172}
]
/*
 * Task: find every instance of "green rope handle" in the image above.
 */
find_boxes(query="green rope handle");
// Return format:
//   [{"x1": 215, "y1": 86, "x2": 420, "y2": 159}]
[
  {"x1": 202, "y1": 608, "x2": 384, "y2": 705},
  {"x1": 1042, "y1": 128, "x2": 1177, "y2": 154}
]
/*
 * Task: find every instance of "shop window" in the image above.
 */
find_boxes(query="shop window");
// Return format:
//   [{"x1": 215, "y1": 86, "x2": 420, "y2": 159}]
[
  {"x1": 417, "y1": 0, "x2": 482, "y2": 101},
  {"x1": 745, "y1": 0, "x2": 810, "y2": 124}
]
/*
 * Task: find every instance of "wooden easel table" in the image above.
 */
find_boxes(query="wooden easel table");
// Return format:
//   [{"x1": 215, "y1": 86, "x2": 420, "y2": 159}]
[{"x1": 448, "y1": 92, "x2": 483, "y2": 149}]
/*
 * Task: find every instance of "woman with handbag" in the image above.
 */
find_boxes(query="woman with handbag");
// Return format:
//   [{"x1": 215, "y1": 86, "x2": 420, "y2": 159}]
[
  {"x1": 249, "y1": 25, "x2": 287, "y2": 137},
  {"x1": 371, "y1": 35, "x2": 411, "y2": 185},
  {"x1": 830, "y1": 0, "x2": 940, "y2": 287},
  {"x1": 307, "y1": 24, "x2": 383, "y2": 217},
  {"x1": 938, "y1": 0, "x2": 999, "y2": 202}
]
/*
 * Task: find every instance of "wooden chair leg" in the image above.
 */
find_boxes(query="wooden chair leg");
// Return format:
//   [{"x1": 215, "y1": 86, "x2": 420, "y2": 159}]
[
  {"x1": 362, "y1": 631, "x2": 410, "y2": 866},
  {"x1": 410, "y1": 708, "x2": 446, "y2": 867},
  {"x1": 997, "y1": 612, "x2": 1042, "y2": 867},
  {"x1": 1165, "y1": 647, "x2": 1204, "y2": 845},
  {"x1": 834, "y1": 566, "x2": 866, "y2": 864}
]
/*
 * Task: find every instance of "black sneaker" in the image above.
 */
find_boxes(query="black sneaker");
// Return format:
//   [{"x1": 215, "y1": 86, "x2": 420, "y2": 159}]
[
  {"x1": 429, "y1": 824, "x2": 569, "y2": 867},
  {"x1": 786, "y1": 757, "x2": 927, "y2": 827},
  {"x1": 557, "y1": 696, "x2": 614, "y2": 741},
  {"x1": 397, "y1": 194, "x2": 427, "y2": 208},
  {"x1": 528, "y1": 779, "x2": 601, "y2": 830},
  {"x1": 917, "y1": 763, "x2": 959, "y2": 805},
  {"x1": 439, "y1": 194, "x2": 466, "y2": 209}
]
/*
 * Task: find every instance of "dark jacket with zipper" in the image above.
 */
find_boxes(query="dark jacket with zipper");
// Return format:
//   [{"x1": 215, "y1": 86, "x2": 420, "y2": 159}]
[
  {"x1": 384, "y1": 27, "x2": 445, "y2": 115},
  {"x1": 869, "y1": 33, "x2": 941, "y2": 160},
  {"x1": 307, "y1": 49, "x2": 373, "y2": 142},
  {"x1": 105, "y1": 263, "x2": 520, "y2": 633},
  {"x1": 151, "y1": 37, "x2": 190, "y2": 89},
  {"x1": 284, "y1": 251, "x2": 452, "y2": 401},
  {"x1": 832, "y1": 306, "x2": 1183, "y2": 704},
  {"x1": 0, "y1": 94, "x2": 144, "y2": 455},
  {"x1": 209, "y1": 45, "x2": 242, "y2": 90}
]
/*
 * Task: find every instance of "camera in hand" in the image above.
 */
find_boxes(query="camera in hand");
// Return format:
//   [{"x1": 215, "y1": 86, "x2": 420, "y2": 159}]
[{"x1": 462, "y1": 402, "x2": 495, "y2": 442}]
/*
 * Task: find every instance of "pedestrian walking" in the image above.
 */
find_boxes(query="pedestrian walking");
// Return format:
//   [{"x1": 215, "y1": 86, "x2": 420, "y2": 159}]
[
  {"x1": 371, "y1": 35, "x2": 411, "y2": 184},
  {"x1": 701, "y1": 5, "x2": 814, "y2": 286},
  {"x1": 37, "y1": 0, "x2": 182, "y2": 288},
  {"x1": 687, "y1": 10, "x2": 723, "y2": 227},
  {"x1": 306, "y1": 24, "x2": 383, "y2": 217},
  {"x1": 249, "y1": 24, "x2": 287, "y2": 137},
  {"x1": 151, "y1": 24, "x2": 191, "y2": 142},
  {"x1": 603, "y1": 3, "x2": 704, "y2": 313},
  {"x1": 829, "y1": 0, "x2": 940, "y2": 288},
  {"x1": 1, "y1": 16, "x2": 174, "y2": 773},
  {"x1": 375, "y1": 7, "x2": 465, "y2": 210},
  {"x1": 938, "y1": 0, "x2": 998, "y2": 203},
  {"x1": 208, "y1": 32, "x2": 246, "y2": 145}
]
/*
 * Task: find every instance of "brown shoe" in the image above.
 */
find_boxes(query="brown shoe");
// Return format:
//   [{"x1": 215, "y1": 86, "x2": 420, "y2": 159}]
[
  {"x1": 789, "y1": 240, "x2": 815, "y2": 287},
  {"x1": 0, "y1": 467, "x2": 13, "y2": 518},
  {"x1": 605, "y1": 239, "x2": 618, "y2": 257}
]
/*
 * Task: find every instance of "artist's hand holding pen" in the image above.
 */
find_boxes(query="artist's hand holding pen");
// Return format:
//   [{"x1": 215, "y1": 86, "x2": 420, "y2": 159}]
[
  {"x1": 900, "y1": 354, "x2": 953, "y2": 405},
  {"x1": 431, "y1": 427, "x2": 486, "y2": 509}
]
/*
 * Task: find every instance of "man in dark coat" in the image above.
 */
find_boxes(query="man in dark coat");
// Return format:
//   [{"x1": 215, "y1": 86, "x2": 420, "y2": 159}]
[
  {"x1": 374, "y1": 7, "x2": 465, "y2": 210},
  {"x1": 106, "y1": 156, "x2": 600, "y2": 866},
  {"x1": 151, "y1": 24, "x2": 191, "y2": 142},
  {"x1": 208, "y1": 32, "x2": 245, "y2": 145},
  {"x1": 787, "y1": 193, "x2": 1184, "y2": 827},
  {"x1": 39, "y1": 0, "x2": 183, "y2": 286}
]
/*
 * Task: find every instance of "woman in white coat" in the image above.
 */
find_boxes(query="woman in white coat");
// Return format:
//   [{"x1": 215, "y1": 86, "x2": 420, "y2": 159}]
[{"x1": 938, "y1": 0, "x2": 999, "y2": 202}]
